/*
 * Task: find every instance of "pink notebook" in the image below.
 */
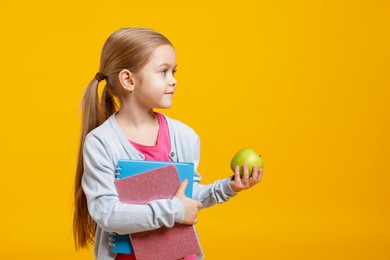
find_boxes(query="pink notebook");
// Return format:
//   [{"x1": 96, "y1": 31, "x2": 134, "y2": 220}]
[{"x1": 114, "y1": 165, "x2": 201, "y2": 260}]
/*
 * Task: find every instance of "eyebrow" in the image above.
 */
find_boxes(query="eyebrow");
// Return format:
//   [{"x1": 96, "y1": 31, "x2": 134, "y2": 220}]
[{"x1": 157, "y1": 63, "x2": 177, "y2": 69}]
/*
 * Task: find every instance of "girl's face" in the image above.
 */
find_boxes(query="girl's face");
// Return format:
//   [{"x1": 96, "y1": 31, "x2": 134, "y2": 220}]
[{"x1": 133, "y1": 44, "x2": 177, "y2": 109}]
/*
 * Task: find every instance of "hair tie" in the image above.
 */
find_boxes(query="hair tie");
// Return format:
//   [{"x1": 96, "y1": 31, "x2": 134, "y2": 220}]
[{"x1": 95, "y1": 72, "x2": 107, "y2": 82}]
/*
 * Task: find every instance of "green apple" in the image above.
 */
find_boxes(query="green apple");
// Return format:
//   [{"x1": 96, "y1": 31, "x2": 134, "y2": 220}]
[{"x1": 230, "y1": 148, "x2": 263, "y2": 177}]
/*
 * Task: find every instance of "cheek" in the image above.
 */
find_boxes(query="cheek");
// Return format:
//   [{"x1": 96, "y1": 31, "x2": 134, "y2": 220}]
[
  {"x1": 151, "y1": 77, "x2": 167, "y2": 90},
  {"x1": 146, "y1": 74, "x2": 162, "y2": 86}
]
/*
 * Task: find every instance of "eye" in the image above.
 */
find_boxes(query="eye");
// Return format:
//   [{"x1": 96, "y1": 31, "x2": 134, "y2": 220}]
[
  {"x1": 161, "y1": 69, "x2": 168, "y2": 76},
  {"x1": 172, "y1": 69, "x2": 177, "y2": 76}
]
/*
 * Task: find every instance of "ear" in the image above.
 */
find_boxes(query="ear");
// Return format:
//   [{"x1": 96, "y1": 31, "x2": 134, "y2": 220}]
[{"x1": 118, "y1": 69, "x2": 135, "y2": 92}]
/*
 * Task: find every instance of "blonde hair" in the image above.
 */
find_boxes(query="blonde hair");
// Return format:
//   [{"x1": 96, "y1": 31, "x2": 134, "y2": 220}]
[{"x1": 73, "y1": 28, "x2": 172, "y2": 249}]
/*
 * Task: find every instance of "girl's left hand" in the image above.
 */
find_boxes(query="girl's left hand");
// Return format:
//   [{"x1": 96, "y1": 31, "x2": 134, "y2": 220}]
[{"x1": 230, "y1": 164, "x2": 263, "y2": 192}]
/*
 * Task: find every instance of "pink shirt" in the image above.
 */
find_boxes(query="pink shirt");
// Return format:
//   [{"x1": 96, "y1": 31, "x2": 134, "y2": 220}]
[
  {"x1": 116, "y1": 112, "x2": 196, "y2": 260},
  {"x1": 129, "y1": 113, "x2": 172, "y2": 162}
]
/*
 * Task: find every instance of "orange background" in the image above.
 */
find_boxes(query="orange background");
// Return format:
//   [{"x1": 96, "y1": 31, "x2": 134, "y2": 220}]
[{"x1": 0, "y1": 0, "x2": 389, "y2": 259}]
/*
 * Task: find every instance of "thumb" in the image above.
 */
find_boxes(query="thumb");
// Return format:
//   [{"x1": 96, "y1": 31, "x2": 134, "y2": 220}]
[{"x1": 176, "y1": 179, "x2": 188, "y2": 195}]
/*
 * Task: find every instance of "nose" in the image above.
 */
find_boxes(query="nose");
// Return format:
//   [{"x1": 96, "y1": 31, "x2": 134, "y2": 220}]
[{"x1": 169, "y1": 75, "x2": 177, "y2": 88}]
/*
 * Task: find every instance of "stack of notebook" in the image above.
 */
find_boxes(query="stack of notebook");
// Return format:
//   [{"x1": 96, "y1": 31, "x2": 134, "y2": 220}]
[{"x1": 111, "y1": 160, "x2": 200, "y2": 260}]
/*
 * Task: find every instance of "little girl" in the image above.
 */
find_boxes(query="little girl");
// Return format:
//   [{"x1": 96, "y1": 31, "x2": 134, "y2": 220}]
[{"x1": 73, "y1": 28, "x2": 263, "y2": 260}]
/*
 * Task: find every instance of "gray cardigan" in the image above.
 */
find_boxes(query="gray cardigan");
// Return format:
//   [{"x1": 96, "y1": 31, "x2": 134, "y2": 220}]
[{"x1": 82, "y1": 113, "x2": 237, "y2": 260}]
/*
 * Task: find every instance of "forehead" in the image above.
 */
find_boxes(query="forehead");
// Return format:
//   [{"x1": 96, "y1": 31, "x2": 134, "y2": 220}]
[{"x1": 147, "y1": 44, "x2": 176, "y2": 67}]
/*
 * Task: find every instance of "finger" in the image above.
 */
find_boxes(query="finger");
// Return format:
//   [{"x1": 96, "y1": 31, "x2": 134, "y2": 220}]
[
  {"x1": 251, "y1": 169, "x2": 263, "y2": 184},
  {"x1": 251, "y1": 165, "x2": 259, "y2": 179},
  {"x1": 176, "y1": 179, "x2": 188, "y2": 195},
  {"x1": 248, "y1": 174, "x2": 258, "y2": 187},
  {"x1": 197, "y1": 201, "x2": 203, "y2": 210},
  {"x1": 258, "y1": 169, "x2": 264, "y2": 181},
  {"x1": 242, "y1": 164, "x2": 249, "y2": 185},
  {"x1": 234, "y1": 165, "x2": 241, "y2": 180}
]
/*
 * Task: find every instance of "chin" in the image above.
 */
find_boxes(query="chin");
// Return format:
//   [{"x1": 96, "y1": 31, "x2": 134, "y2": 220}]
[{"x1": 157, "y1": 103, "x2": 173, "y2": 109}]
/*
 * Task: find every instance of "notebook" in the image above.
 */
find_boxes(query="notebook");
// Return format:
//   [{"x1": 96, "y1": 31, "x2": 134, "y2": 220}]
[{"x1": 111, "y1": 159, "x2": 199, "y2": 258}]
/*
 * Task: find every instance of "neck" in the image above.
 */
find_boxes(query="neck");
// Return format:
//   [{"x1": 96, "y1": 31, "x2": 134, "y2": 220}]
[
  {"x1": 116, "y1": 105, "x2": 156, "y2": 128},
  {"x1": 115, "y1": 102, "x2": 160, "y2": 145}
]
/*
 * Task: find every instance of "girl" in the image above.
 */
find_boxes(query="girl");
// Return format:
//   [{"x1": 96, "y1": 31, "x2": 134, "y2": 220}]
[{"x1": 73, "y1": 28, "x2": 263, "y2": 260}]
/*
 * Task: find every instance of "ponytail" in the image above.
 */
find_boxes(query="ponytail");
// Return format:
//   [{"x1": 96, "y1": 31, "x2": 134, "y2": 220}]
[
  {"x1": 73, "y1": 76, "x2": 117, "y2": 249},
  {"x1": 101, "y1": 83, "x2": 118, "y2": 123}
]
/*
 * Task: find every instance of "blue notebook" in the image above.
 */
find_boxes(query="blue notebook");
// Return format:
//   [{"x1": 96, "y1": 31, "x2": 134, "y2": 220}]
[{"x1": 110, "y1": 159, "x2": 194, "y2": 254}]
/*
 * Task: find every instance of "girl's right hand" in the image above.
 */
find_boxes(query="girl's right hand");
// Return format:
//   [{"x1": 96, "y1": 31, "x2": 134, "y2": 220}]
[{"x1": 175, "y1": 179, "x2": 203, "y2": 225}]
